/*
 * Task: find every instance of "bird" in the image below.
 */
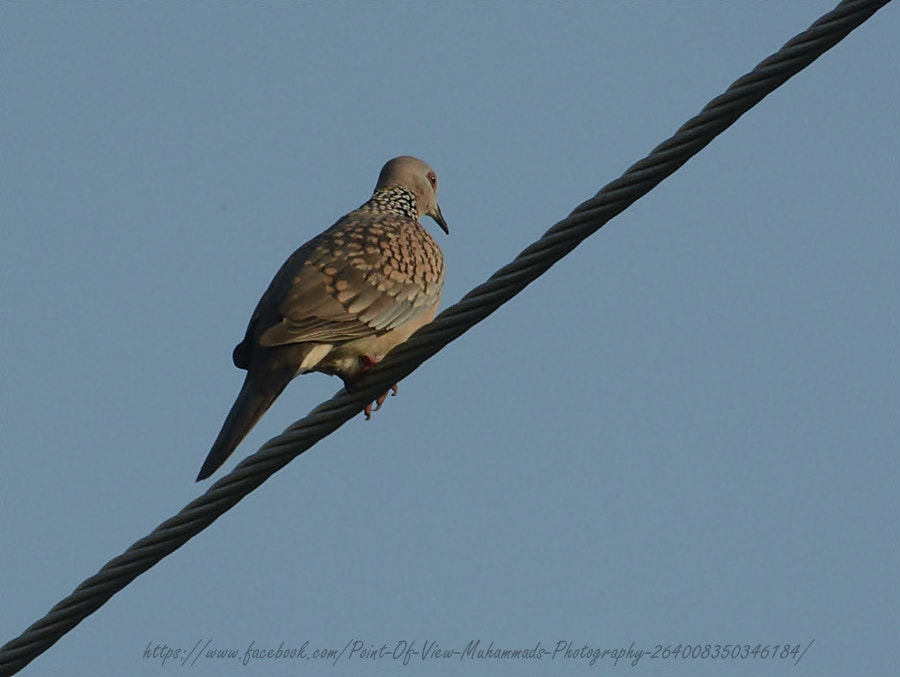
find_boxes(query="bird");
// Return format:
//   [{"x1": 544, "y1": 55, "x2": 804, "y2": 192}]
[{"x1": 196, "y1": 156, "x2": 448, "y2": 481}]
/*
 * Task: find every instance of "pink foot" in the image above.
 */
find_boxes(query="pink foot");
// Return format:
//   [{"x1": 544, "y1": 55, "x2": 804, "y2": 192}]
[
  {"x1": 364, "y1": 384, "x2": 399, "y2": 420},
  {"x1": 355, "y1": 355, "x2": 398, "y2": 420}
]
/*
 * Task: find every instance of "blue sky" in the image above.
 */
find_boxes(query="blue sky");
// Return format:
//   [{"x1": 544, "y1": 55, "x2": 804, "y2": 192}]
[{"x1": 2, "y1": 3, "x2": 898, "y2": 676}]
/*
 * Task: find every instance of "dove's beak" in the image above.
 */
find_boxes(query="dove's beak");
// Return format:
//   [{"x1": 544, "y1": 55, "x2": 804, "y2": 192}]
[{"x1": 429, "y1": 204, "x2": 449, "y2": 234}]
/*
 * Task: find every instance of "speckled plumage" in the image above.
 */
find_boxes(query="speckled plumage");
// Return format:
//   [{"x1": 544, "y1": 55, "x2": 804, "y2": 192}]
[{"x1": 197, "y1": 156, "x2": 447, "y2": 481}]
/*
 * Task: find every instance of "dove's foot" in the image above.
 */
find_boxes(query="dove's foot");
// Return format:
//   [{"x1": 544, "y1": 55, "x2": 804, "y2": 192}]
[
  {"x1": 345, "y1": 355, "x2": 399, "y2": 419},
  {"x1": 363, "y1": 384, "x2": 399, "y2": 419}
]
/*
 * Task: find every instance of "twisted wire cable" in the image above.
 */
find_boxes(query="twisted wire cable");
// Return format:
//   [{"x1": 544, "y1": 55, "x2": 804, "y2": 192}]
[{"x1": 1, "y1": 1, "x2": 890, "y2": 673}]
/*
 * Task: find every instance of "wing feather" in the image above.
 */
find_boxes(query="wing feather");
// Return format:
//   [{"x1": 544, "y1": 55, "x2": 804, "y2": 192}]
[{"x1": 242, "y1": 212, "x2": 442, "y2": 353}]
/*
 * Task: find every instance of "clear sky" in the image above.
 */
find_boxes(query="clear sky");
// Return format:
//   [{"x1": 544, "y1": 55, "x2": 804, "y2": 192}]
[{"x1": 2, "y1": 3, "x2": 898, "y2": 676}]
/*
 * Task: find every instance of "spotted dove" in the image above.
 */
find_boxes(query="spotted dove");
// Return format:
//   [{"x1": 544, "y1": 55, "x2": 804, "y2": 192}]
[{"x1": 196, "y1": 156, "x2": 447, "y2": 481}]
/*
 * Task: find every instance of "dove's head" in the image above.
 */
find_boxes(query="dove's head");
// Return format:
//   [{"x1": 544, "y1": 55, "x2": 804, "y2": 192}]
[{"x1": 376, "y1": 156, "x2": 449, "y2": 234}]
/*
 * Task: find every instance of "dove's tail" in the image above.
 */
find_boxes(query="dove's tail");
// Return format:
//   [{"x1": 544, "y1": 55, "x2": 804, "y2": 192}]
[{"x1": 196, "y1": 363, "x2": 297, "y2": 481}]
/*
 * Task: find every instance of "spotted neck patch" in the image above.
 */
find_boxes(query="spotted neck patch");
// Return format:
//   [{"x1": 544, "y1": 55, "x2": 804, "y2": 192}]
[{"x1": 366, "y1": 186, "x2": 419, "y2": 220}]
